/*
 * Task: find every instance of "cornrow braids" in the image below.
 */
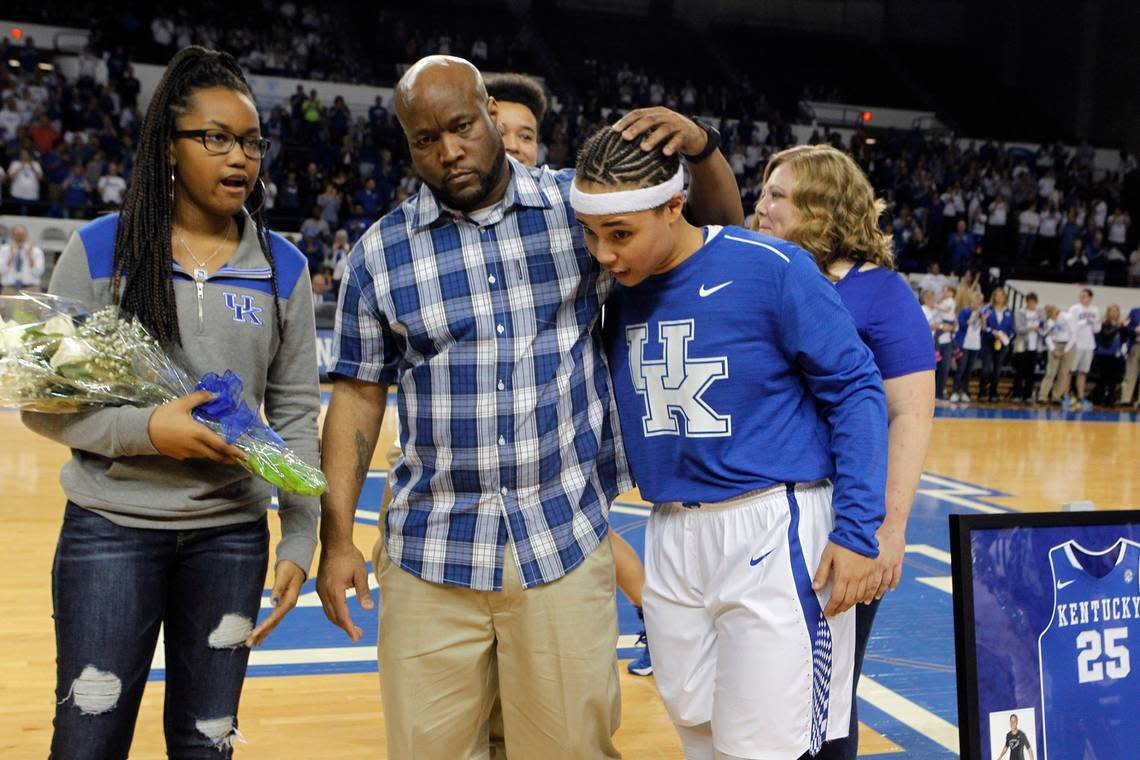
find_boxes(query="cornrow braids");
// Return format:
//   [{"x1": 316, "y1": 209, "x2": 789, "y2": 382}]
[
  {"x1": 575, "y1": 126, "x2": 679, "y2": 190},
  {"x1": 112, "y1": 45, "x2": 283, "y2": 345}
]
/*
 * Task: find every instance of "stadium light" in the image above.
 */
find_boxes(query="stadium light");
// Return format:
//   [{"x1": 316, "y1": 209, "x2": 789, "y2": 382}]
[
  {"x1": 38, "y1": 62, "x2": 53, "y2": 71},
  {"x1": 11, "y1": 27, "x2": 23, "y2": 40},
  {"x1": 865, "y1": 138, "x2": 877, "y2": 145},
  {"x1": 862, "y1": 111, "x2": 873, "y2": 122},
  {"x1": 7, "y1": 59, "x2": 18, "y2": 68}
]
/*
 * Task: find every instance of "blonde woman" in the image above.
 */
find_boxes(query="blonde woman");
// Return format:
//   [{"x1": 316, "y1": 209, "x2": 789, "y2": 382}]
[{"x1": 752, "y1": 144, "x2": 935, "y2": 760}]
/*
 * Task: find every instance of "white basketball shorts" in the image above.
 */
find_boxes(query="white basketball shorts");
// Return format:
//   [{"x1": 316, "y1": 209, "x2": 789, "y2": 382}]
[
  {"x1": 642, "y1": 481, "x2": 855, "y2": 760},
  {"x1": 1071, "y1": 347, "x2": 1094, "y2": 374}
]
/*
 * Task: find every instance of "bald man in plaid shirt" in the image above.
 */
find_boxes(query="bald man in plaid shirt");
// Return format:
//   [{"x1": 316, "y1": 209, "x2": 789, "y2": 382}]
[{"x1": 317, "y1": 55, "x2": 741, "y2": 759}]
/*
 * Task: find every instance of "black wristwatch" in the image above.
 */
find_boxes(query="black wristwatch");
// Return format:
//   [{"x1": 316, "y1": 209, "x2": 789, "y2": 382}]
[{"x1": 684, "y1": 119, "x2": 721, "y2": 163}]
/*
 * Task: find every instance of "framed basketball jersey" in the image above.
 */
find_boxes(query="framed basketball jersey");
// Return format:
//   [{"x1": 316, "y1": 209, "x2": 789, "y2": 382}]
[
  {"x1": 951, "y1": 511, "x2": 1140, "y2": 760},
  {"x1": 1038, "y1": 539, "x2": 1139, "y2": 758}
]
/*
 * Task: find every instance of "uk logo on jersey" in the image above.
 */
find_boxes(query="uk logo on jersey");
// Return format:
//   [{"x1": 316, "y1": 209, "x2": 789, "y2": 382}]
[
  {"x1": 224, "y1": 292, "x2": 263, "y2": 326},
  {"x1": 626, "y1": 319, "x2": 731, "y2": 438}
]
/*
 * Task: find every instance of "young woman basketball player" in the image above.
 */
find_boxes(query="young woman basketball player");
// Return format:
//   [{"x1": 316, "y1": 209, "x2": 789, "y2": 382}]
[{"x1": 572, "y1": 127, "x2": 887, "y2": 760}]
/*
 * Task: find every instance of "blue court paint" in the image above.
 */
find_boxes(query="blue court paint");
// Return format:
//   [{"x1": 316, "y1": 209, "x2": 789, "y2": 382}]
[
  {"x1": 935, "y1": 405, "x2": 1140, "y2": 423},
  {"x1": 139, "y1": 460, "x2": 1011, "y2": 756}
]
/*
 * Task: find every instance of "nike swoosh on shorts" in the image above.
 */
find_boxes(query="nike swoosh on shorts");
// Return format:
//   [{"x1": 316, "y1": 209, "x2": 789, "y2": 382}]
[{"x1": 750, "y1": 548, "x2": 775, "y2": 566}]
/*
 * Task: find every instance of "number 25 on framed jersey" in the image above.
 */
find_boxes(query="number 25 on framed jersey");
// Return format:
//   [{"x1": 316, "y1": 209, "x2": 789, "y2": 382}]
[{"x1": 1037, "y1": 539, "x2": 1140, "y2": 760}]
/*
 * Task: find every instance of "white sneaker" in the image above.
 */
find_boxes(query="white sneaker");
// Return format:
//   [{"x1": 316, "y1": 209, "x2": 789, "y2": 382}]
[
  {"x1": 950, "y1": 392, "x2": 960, "y2": 403},
  {"x1": 962, "y1": 393, "x2": 971, "y2": 403}
]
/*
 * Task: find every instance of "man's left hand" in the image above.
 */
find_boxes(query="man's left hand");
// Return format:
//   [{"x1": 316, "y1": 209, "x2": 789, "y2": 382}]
[{"x1": 611, "y1": 108, "x2": 707, "y2": 157}]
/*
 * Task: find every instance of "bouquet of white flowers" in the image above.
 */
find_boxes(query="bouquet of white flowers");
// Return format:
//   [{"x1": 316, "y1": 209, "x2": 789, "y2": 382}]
[{"x1": 0, "y1": 293, "x2": 326, "y2": 496}]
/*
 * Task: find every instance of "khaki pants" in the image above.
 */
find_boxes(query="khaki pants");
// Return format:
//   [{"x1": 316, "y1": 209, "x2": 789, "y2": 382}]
[
  {"x1": 379, "y1": 445, "x2": 508, "y2": 758},
  {"x1": 374, "y1": 537, "x2": 622, "y2": 759},
  {"x1": 1038, "y1": 348, "x2": 1076, "y2": 402},
  {"x1": 1121, "y1": 344, "x2": 1140, "y2": 405}
]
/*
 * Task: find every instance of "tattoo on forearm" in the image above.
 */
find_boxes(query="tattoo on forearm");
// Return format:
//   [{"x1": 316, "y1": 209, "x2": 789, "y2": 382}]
[{"x1": 353, "y1": 429, "x2": 370, "y2": 486}]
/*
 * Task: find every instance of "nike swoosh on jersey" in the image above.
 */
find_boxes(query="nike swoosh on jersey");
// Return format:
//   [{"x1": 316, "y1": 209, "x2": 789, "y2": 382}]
[
  {"x1": 699, "y1": 281, "x2": 733, "y2": 297},
  {"x1": 750, "y1": 548, "x2": 775, "y2": 566},
  {"x1": 1057, "y1": 579, "x2": 1076, "y2": 589}
]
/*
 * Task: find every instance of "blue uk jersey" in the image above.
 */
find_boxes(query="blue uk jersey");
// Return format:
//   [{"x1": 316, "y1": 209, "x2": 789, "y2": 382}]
[
  {"x1": 605, "y1": 226, "x2": 887, "y2": 557},
  {"x1": 1038, "y1": 539, "x2": 1140, "y2": 760}
]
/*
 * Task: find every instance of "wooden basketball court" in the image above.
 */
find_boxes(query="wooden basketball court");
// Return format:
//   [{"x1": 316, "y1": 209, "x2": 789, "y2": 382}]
[{"x1": 1, "y1": 395, "x2": 1137, "y2": 758}]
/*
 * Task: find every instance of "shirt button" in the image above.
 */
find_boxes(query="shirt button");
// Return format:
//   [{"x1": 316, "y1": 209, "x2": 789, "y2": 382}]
[
  {"x1": 488, "y1": 273, "x2": 496, "y2": 284},
  {"x1": 496, "y1": 324, "x2": 505, "y2": 334},
  {"x1": 500, "y1": 486, "x2": 508, "y2": 496},
  {"x1": 498, "y1": 435, "x2": 506, "y2": 446},
  {"x1": 497, "y1": 379, "x2": 505, "y2": 390}
]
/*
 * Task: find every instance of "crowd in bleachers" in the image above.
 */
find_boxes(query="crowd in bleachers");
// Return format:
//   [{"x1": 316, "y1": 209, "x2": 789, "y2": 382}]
[{"x1": 2, "y1": 5, "x2": 1139, "y2": 397}]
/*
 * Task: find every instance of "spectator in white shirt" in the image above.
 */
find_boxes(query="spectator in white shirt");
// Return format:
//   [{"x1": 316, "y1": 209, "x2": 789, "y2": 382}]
[
  {"x1": 151, "y1": 16, "x2": 175, "y2": 54},
  {"x1": 969, "y1": 206, "x2": 987, "y2": 238},
  {"x1": 1065, "y1": 288, "x2": 1102, "y2": 409},
  {"x1": 1107, "y1": 208, "x2": 1130, "y2": 247},
  {"x1": 470, "y1": 38, "x2": 488, "y2": 62},
  {"x1": 96, "y1": 161, "x2": 127, "y2": 209},
  {"x1": 986, "y1": 195, "x2": 1010, "y2": 261},
  {"x1": 1017, "y1": 201, "x2": 1039, "y2": 264},
  {"x1": 76, "y1": 46, "x2": 100, "y2": 86},
  {"x1": 1011, "y1": 293, "x2": 1043, "y2": 401},
  {"x1": 934, "y1": 285, "x2": 958, "y2": 400},
  {"x1": 1091, "y1": 198, "x2": 1108, "y2": 229},
  {"x1": 0, "y1": 96, "x2": 23, "y2": 141},
  {"x1": 940, "y1": 185, "x2": 964, "y2": 226},
  {"x1": 1035, "y1": 200, "x2": 1062, "y2": 267},
  {"x1": 1037, "y1": 305, "x2": 1075, "y2": 403},
  {"x1": 0, "y1": 225, "x2": 46, "y2": 293},
  {"x1": 681, "y1": 81, "x2": 697, "y2": 110},
  {"x1": 919, "y1": 260, "x2": 950, "y2": 297},
  {"x1": 7, "y1": 148, "x2": 43, "y2": 213},
  {"x1": 260, "y1": 168, "x2": 277, "y2": 212}
]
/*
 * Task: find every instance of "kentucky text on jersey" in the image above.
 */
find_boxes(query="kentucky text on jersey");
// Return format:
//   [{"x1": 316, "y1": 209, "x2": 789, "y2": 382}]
[
  {"x1": 1055, "y1": 595, "x2": 1140, "y2": 628},
  {"x1": 1038, "y1": 538, "x2": 1140, "y2": 760}
]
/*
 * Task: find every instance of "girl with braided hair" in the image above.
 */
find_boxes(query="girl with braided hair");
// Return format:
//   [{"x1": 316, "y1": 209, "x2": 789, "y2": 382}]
[
  {"x1": 573, "y1": 127, "x2": 887, "y2": 760},
  {"x1": 21, "y1": 47, "x2": 320, "y2": 758}
]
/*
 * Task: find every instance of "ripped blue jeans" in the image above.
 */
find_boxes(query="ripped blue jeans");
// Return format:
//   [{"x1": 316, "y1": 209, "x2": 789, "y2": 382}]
[{"x1": 51, "y1": 502, "x2": 268, "y2": 759}]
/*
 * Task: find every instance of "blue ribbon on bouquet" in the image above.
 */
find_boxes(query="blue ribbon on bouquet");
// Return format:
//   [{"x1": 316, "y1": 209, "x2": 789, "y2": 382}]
[{"x1": 191, "y1": 370, "x2": 285, "y2": 447}]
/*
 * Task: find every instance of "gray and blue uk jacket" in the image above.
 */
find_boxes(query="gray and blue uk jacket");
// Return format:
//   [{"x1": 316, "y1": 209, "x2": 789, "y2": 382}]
[{"x1": 21, "y1": 212, "x2": 322, "y2": 574}]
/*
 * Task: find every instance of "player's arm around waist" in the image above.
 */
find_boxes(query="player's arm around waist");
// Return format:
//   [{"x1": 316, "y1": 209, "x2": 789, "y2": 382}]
[{"x1": 777, "y1": 255, "x2": 888, "y2": 559}]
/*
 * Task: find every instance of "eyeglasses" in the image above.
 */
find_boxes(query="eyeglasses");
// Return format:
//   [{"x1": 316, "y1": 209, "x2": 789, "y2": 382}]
[{"x1": 173, "y1": 128, "x2": 270, "y2": 160}]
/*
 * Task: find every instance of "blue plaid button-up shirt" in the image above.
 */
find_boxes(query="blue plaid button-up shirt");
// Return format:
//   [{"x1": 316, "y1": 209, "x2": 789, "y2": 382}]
[{"x1": 331, "y1": 157, "x2": 632, "y2": 591}]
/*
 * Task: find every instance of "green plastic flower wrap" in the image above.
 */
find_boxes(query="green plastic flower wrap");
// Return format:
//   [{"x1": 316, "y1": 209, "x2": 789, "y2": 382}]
[
  {"x1": 190, "y1": 368, "x2": 327, "y2": 498},
  {"x1": 0, "y1": 293, "x2": 326, "y2": 496}
]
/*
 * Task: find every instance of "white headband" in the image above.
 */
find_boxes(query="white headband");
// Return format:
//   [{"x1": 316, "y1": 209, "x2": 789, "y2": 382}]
[{"x1": 570, "y1": 164, "x2": 685, "y2": 215}]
